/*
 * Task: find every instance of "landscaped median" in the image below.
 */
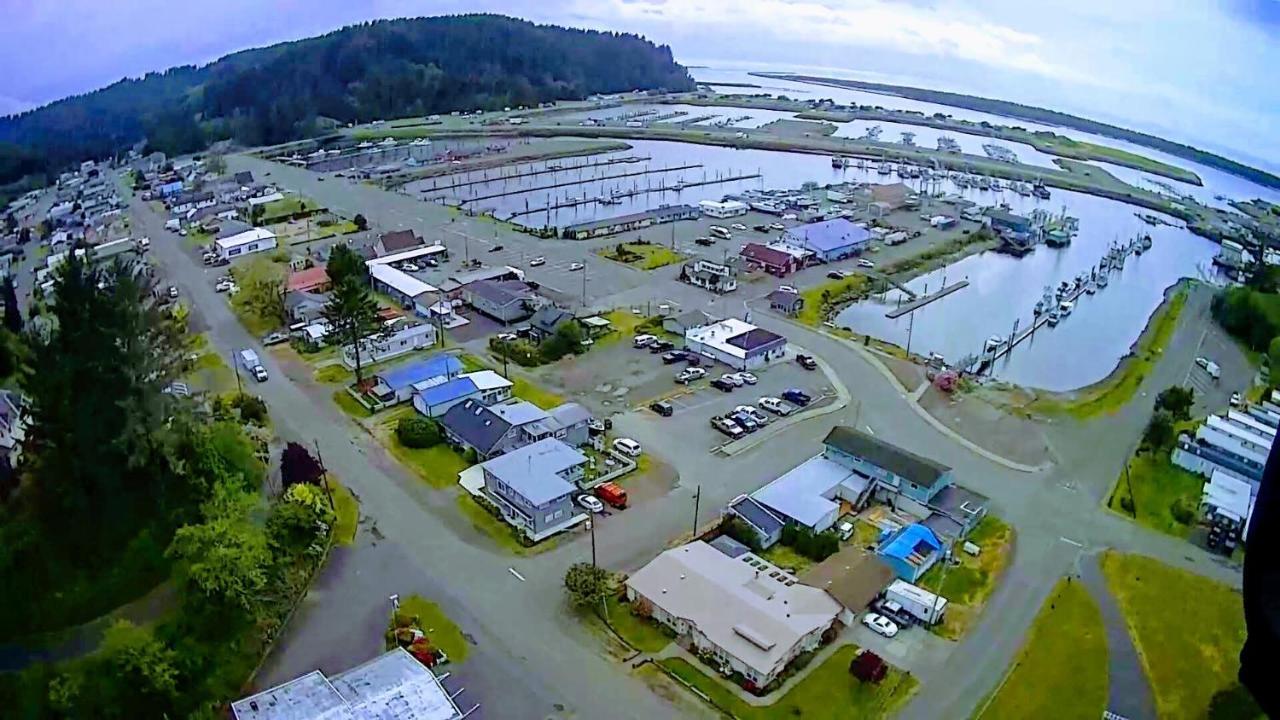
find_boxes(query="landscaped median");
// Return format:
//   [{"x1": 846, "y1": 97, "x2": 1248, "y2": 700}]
[
  {"x1": 917, "y1": 515, "x2": 1014, "y2": 640},
  {"x1": 596, "y1": 240, "x2": 687, "y2": 270},
  {"x1": 975, "y1": 578, "x2": 1107, "y2": 720}
]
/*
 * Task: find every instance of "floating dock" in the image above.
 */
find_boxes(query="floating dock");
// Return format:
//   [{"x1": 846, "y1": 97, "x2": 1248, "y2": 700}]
[
  {"x1": 510, "y1": 172, "x2": 762, "y2": 218},
  {"x1": 885, "y1": 281, "x2": 969, "y2": 319},
  {"x1": 460, "y1": 163, "x2": 703, "y2": 204}
]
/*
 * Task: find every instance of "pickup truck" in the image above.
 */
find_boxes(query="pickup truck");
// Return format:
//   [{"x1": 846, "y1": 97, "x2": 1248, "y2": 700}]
[
  {"x1": 239, "y1": 349, "x2": 268, "y2": 382},
  {"x1": 710, "y1": 415, "x2": 744, "y2": 439}
]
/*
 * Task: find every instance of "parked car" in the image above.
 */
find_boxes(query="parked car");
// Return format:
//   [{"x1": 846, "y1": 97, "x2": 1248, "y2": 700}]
[
  {"x1": 719, "y1": 373, "x2": 744, "y2": 387},
  {"x1": 594, "y1": 482, "x2": 628, "y2": 509},
  {"x1": 568, "y1": 262, "x2": 585, "y2": 271},
  {"x1": 782, "y1": 388, "x2": 812, "y2": 406},
  {"x1": 167, "y1": 285, "x2": 179, "y2": 299},
  {"x1": 710, "y1": 377, "x2": 735, "y2": 392},
  {"x1": 730, "y1": 223, "x2": 748, "y2": 231},
  {"x1": 728, "y1": 410, "x2": 759, "y2": 433},
  {"x1": 262, "y1": 331, "x2": 290, "y2": 346},
  {"x1": 684, "y1": 354, "x2": 702, "y2": 367},
  {"x1": 769, "y1": 222, "x2": 785, "y2": 231},
  {"x1": 488, "y1": 244, "x2": 504, "y2": 253},
  {"x1": 1231, "y1": 392, "x2": 1243, "y2": 407},
  {"x1": 612, "y1": 438, "x2": 643, "y2": 457},
  {"x1": 858, "y1": 258, "x2": 876, "y2": 268},
  {"x1": 873, "y1": 600, "x2": 915, "y2": 627},
  {"x1": 661, "y1": 350, "x2": 686, "y2": 364},
  {"x1": 529, "y1": 256, "x2": 546, "y2": 266},
  {"x1": 862, "y1": 613, "x2": 899, "y2": 638},
  {"x1": 214, "y1": 278, "x2": 234, "y2": 293},
  {"x1": 735, "y1": 405, "x2": 769, "y2": 425},
  {"x1": 797, "y1": 354, "x2": 818, "y2": 370},
  {"x1": 827, "y1": 270, "x2": 852, "y2": 280},
  {"x1": 778, "y1": 285, "x2": 798, "y2": 293},
  {"x1": 710, "y1": 415, "x2": 745, "y2": 439},
  {"x1": 400, "y1": 262, "x2": 421, "y2": 272},
  {"x1": 649, "y1": 400, "x2": 674, "y2": 417},
  {"x1": 676, "y1": 367, "x2": 706, "y2": 383},
  {"x1": 649, "y1": 339, "x2": 675, "y2": 353},
  {"x1": 577, "y1": 495, "x2": 605, "y2": 514},
  {"x1": 734, "y1": 371, "x2": 758, "y2": 385},
  {"x1": 752, "y1": 224, "x2": 770, "y2": 232},
  {"x1": 781, "y1": 213, "x2": 797, "y2": 221},
  {"x1": 633, "y1": 334, "x2": 657, "y2": 348},
  {"x1": 758, "y1": 396, "x2": 794, "y2": 416},
  {"x1": 695, "y1": 236, "x2": 715, "y2": 247}
]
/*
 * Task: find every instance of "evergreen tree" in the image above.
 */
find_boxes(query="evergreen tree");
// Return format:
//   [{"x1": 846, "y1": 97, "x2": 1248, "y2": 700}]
[
  {"x1": 323, "y1": 277, "x2": 383, "y2": 385},
  {"x1": 325, "y1": 243, "x2": 366, "y2": 288},
  {"x1": 3, "y1": 274, "x2": 22, "y2": 333}
]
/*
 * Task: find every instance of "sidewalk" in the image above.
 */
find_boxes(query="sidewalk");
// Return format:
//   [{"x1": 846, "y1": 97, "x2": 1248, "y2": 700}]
[{"x1": 1079, "y1": 554, "x2": 1158, "y2": 720}]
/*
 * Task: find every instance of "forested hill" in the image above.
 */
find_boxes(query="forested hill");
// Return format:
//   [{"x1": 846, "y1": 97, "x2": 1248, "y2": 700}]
[
  {"x1": 0, "y1": 14, "x2": 692, "y2": 185},
  {"x1": 760, "y1": 73, "x2": 1280, "y2": 190}
]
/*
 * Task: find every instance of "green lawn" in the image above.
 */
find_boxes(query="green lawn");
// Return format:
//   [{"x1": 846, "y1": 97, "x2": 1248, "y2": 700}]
[
  {"x1": 512, "y1": 375, "x2": 565, "y2": 410},
  {"x1": 1033, "y1": 288, "x2": 1186, "y2": 418},
  {"x1": 918, "y1": 515, "x2": 1014, "y2": 639},
  {"x1": 602, "y1": 593, "x2": 672, "y2": 653},
  {"x1": 259, "y1": 196, "x2": 314, "y2": 223},
  {"x1": 798, "y1": 275, "x2": 869, "y2": 326},
  {"x1": 1031, "y1": 136, "x2": 1202, "y2": 185},
  {"x1": 759, "y1": 543, "x2": 816, "y2": 575},
  {"x1": 396, "y1": 594, "x2": 470, "y2": 663},
  {"x1": 329, "y1": 478, "x2": 359, "y2": 546},
  {"x1": 1107, "y1": 453, "x2": 1202, "y2": 538},
  {"x1": 314, "y1": 363, "x2": 351, "y2": 385},
  {"x1": 977, "y1": 579, "x2": 1107, "y2": 720},
  {"x1": 390, "y1": 442, "x2": 471, "y2": 490},
  {"x1": 659, "y1": 645, "x2": 916, "y2": 720},
  {"x1": 188, "y1": 348, "x2": 238, "y2": 394},
  {"x1": 331, "y1": 389, "x2": 373, "y2": 419},
  {"x1": 598, "y1": 242, "x2": 686, "y2": 270},
  {"x1": 452, "y1": 494, "x2": 557, "y2": 556},
  {"x1": 1101, "y1": 552, "x2": 1255, "y2": 720}
]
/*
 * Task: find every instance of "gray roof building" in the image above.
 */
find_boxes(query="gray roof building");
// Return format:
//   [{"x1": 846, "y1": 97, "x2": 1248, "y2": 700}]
[
  {"x1": 823, "y1": 426, "x2": 948, "y2": 488},
  {"x1": 482, "y1": 437, "x2": 586, "y2": 507}
]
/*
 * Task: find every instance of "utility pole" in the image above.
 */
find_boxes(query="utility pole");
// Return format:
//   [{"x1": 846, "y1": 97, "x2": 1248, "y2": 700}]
[
  {"x1": 692, "y1": 485, "x2": 702, "y2": 537},
  {"x1": 232, "y1": 351, "x2": 243, "y2": 398},
  {"x1": 589, "y1": 517, "x2": 597, "y2": 567},
  {"x1": 313, "y1": 439, "x2": 335, "y2": 511},
  {"x1": 581, "y1": 260, "x2": 587, "y2": 309},
  {"x1": 905, "y1": 310, "x2": 916, "y2": 359}
]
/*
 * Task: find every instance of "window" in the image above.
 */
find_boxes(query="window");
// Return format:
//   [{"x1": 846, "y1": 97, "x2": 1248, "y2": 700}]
[
  {"x1": 544, "y1": 513, "x2": 554, "y2": 524},
  {"x1": 553, "y1": 509, "x2": 564, "y2": 520}
]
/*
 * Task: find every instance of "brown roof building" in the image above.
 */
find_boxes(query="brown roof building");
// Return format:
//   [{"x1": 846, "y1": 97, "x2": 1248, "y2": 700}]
[{"x1": 801, "y1": 544, "x2": 894, "y2": 614}]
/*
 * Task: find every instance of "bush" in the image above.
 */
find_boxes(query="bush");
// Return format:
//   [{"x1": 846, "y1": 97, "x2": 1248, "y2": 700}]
[
  {"x1": 233, "y1": 394, "x2": 269, "y2": 425},
  {"x1": 723, "y1": 517, "x2": 763, "y2": 551},
  {"x1": 1170, "y1": 497, "x2": 1197, "y2": 526},
  {"x1": 396, "y1": 417, "x2": 441, "y2": 449},
  {"x1": 780, "y1": 525, "x2": 840, "y2": 561},
  {"x1": 1119, "y1": 495, "x2": 1135, "y2": 514}
]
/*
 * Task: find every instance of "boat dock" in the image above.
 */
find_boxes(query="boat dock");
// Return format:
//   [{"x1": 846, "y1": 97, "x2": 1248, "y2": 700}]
[
  {"x1": 885, "y1": 281, "x2": 969, "y2": 319},
  {"x1": 509, "y1": 172, "x2": 762, "y2": 218},
  {"x1": 459, "y1": 163, "x2": 703, "y2": 204},
  {"x1": 421, "y1": 155, "x2": 650, "y2": 192}
]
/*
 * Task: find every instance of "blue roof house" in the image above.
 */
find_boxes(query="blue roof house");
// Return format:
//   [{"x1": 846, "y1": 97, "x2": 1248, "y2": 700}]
[
  {"x1": 412, "y1": 376, "x2": 479, "y2": 418},
  {"x1": 877, "y1": 523, "x2": 943, "y2": 582},
  {"x1": 781, "y1": 218, "x2": 870, "y2": 262},
  {"x1": 370, "y1": 353, "x2": 464, "y2": 405},
  {"x1": 481, "y1": 438, "x2": 588, "y2": 542}
]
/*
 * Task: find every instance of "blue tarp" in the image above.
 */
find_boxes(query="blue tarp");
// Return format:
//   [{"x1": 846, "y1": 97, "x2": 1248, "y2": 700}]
[{"x1": 879, "y1": 523, "x2": 942, "y2": 561}]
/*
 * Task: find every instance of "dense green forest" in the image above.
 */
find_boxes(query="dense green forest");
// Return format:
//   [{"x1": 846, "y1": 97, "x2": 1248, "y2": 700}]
[
  {"x1": 763, "y1": 73, "x2": 1280, "y2": 190},
  {"x1": 0, "y1": 14, "x2": 692, "y2": 190}
]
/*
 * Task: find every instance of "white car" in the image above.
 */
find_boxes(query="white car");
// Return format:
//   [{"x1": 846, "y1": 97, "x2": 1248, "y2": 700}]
[
  {"x1": 720, "y1": 373, "x2": 744, "y2": 387},
  {"x1": 612, "y1": 438, "x2": 642, "y2": 457},
  {"x1": 401, "y1": 262, "x2": 421, "y2": 272},
  {"x1": 735, "y1": 405, "x2": 769, "y2": 425},
  {"x1": 1230, "y1": 392, "x2": 1243, "y2": 407},
  {"x1": 858, "y1": 258, "x2": 875, "y2": 268},
  {"x1": 529, "y1": 257, "x2": 546, "y2": 267},
  {"x1": 779, "y1": 285, "x2": 798, "y2": 294},
  {"x1": 781, "y1": 213, "x2": 797, "y2": 220},
  {"x1": 758, "y1": 396, "x2": 794, "y2": 416},
  {"x1": 568, "y1": 262, "x2": 585, "y2": 271},
  {"x1": 769, "y1": 222, "x2": 785, "y2": 231},
  {"x1": 214, "y1": 279, "x2": 234, "y2": 293},
  {"x1": 862, "y1": 613, "x2": 899, "y2": 638},
  {"x1": 676, "y1": 367, "x2": 707, "y2": 383},
  {"x1": 735, "y1": 371, "x2": 758, "y2": 385},
  {"x1": 577, "y1": 495, "x2": 605, "y2": 513},
  {"x1": 633, "y1": 334, "x2": 657, "y2": 348},
  {"x1": 730, "y1": 223, "x2": 748, "y2": 231}
]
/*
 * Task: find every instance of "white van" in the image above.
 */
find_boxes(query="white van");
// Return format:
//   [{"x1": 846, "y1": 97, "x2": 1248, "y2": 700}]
[{"x1": 709, "y1": 225, "x2": 732, "y2": 239}]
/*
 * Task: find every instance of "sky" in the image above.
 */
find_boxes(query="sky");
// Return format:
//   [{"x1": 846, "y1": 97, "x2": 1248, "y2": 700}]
[{"x1": 1, "y1": 0, "x2": 1276, "y2": 172}]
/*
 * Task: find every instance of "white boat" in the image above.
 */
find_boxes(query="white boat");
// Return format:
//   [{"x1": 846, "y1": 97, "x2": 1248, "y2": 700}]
[
  {"x1": 1047, "y1": 310, "x2": 1061, "y2": 326},
  {"x1": 1059, "y1": 300, "x2": 1074, "y2": 317},
  {"x1": 984, "y1": 335, "x2": 1006, "y2": 352},
  {"x1": 877, "y1": 162, "x2": 892, "y2": 175}
]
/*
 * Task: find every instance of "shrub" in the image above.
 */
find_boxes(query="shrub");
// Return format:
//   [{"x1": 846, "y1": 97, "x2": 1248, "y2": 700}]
[
  {"x1": 233, "y1": 394, "x2": 269, "y2": 425},
  {"x1": 1170, "y1": 497, "x2": 1196, "y2": 526},
  {"x1": 396, "y1": 417, "x2": 441, "y2": 449}
]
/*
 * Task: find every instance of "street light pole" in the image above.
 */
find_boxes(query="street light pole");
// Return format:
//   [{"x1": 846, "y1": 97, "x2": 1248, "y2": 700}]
[
  {"x1": 692, "y1": 485, "x2": 702, "y2": 537},
  {"x1": 589, "y1": 517, "x2": 597, "y2": 567}
]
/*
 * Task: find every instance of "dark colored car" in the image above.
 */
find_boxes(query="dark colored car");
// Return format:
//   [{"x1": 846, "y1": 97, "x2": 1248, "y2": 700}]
[
  {"x1": 729, "y1": 411, "x2": 759, "y2": 433},
  {"x1": 710, "y1": 377, "x2": 735, "y2": 392},
  {"x1": 661, "y1": 350, "x2": 687, "y2": 364},
  {"x1": 489, "y1": 244, "x2": 504, "y2": 252},
  {"x1": 649, "y1": 400, "x2": 674, "y2": 417},
  {"x1": 649, "y1": 339, "x2": 675, "y2": 353},
  {"x1": 685, "y1": 354, "x2": 702, "y2": 367},
  {"x1": 695, "y1": 237, "x2": 715, "y2": 247},
  {"x1": 782, "y1": 388, "x2": 812, "y2": 406},
  {"x1": 797, "y1": 354, "x2": 818, "y2": 370}
]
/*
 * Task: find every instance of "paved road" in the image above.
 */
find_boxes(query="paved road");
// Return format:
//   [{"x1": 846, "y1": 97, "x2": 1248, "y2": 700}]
[{"x1": 144, "y1": 157, "x2": 1247, "y2": 719}]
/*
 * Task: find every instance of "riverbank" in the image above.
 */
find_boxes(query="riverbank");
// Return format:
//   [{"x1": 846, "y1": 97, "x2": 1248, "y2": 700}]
[{"x1": 755, "y1": 72, "x2": 1280, "y2": 191}]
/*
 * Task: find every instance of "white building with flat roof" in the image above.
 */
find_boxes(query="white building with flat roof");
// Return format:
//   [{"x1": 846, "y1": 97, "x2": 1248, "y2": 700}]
[
  {"x1": 699, "y1": 199, "x2": 749, "y2": 218},
  {"x1": 626, "y1": 541, "x2": 841, "y2": 688},
  {"x1": 684, "y1": 317, "x2": 787, "y2": 370},
  {"x1": 215, "y1": 227, "x2": 278, "y2": 260}
]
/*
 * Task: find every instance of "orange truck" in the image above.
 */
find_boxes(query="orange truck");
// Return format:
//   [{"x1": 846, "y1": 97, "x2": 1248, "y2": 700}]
[{"x1": 594, "y1": 482, "x2": 628, "y2": 509}]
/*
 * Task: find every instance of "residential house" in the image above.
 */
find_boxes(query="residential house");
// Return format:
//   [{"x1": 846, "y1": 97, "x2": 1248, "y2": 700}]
[
  {"x1": 369, "y1": 264, "x2": 438, "y2": 316},
  {"x1": 748, "y1": 454, "x2": 876, "y2": 539},
  {"x1": 801, "y1": 545, "x2": 894, "y2": 622},
  {"x1": 562, "y1": 204, "x2": 699, "y2": 240},
  {"x1": 231, "y1": 648, "x2": 465, "y2": 720},
  {"x1": 343, "y1": 321, "x2": 438, "y2": 373},
  {"x1": 877, "y1": 523, "x2": 943, "y2": 582},
  {"x1": 528, "y1": 306, "x2": 576, "y2": 343},
  {"x1": 411, "y1": 370, "x2": 513, "y2": 418},
  {"x1": 440, "y1": 399, "x2": 592, "y2": 461},
  {"x1": 375, "y1": 229, "x2": 423, "y2": 257},
  {"x1": 438, "y1": 266, "x2": 525, "y2": 300},
  {"x1": 625, "y1": 541, "x2": 843, "y2": 689},
  {"x1": 727, "y1": 495, "x2": 786, "y2": 549},
  {"x1": 547, "y1": 402, "x2": 592, "y2": 448},
  {"x1": 287, "y1": 265, "x2": 331, "y2": 294},
  {"x1": 214, "y1": 227, "x2": 277, "y2": 261},
  {"x1": 366, "y1": 352, "x2": 462, "y2": 405},
  {"x1": 781, "y1": 219, "x2": 870, "y2": 262},
  {"x1": 823, "y1": 426, "x2": 954, "y2": 518},
  {"x1": 465, "y1": 279, "x2": 540, "y2": 323},
  {"x1": 663, "y1": 309, "x2": 717, "y2": 337},
  {"x1": 685, "y1": 318, "x2": 787, "y2": 371},
  {"x1": 480, "y1": 438, "x2": 588, "y2": 542},
  {"x1": 740, "y1": 243, "x2": 802, "y2": 277},
  {"x1": 170, "y1": 190, "x2": 215, "y2": 214},
  {"x1": 285, "y1": 290, "x2": 328, "y2": 325},
  {"x1": 231, "y1": 171, "x2": 254, "y2": 187},
  {"x1": 680, "y1": 259, "x2": 738, "y2": 294},
  {"x1": 767, "y1": 289, "x2": 804, "y2": 316},
  {"x1": 0, "y1": 391, "x2": 26, "y2": 465}
]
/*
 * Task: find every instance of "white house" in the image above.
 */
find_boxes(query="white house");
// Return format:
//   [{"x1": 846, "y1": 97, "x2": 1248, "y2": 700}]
[
  {"x1": 215, "y1": 228, "x2": 278, "y2": 261},
  {"x1": 699, "y1": 199, "x2": 749, "y2": 218},
  {"x1": 246, "y1": 191, "x2": 285, "y2": 207},
  {"x1": 626, "y1": 541, "x2": 842, "y2": 688},
  {"x1": 369, "y1": 263, "x2": 439, "y2": 316},
  {"x1": 341, "y1": 321, "x2": 437, "y2": 369}
]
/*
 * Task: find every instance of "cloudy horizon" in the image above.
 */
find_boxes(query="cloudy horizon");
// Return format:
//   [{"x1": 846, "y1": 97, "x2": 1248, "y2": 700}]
[{"x1": 2, "y1": 0, "x2": 1276, "y2": 172}]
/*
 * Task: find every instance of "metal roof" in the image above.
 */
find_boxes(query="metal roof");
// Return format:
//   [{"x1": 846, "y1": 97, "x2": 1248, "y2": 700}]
[
  {"x1": 782, "y1": 218, "x2": 870, "y2": 253},
  {"x1": 751, "y1": 455, "x2": 868, "y2": 529},
  {"x1": 418, "y1": 377, "x2": 478, "y2": 408},
  {"x1": 377, "y1": 354, "x2": 463, "y2": 392},
  {"x1": 823, "y1": 426, "x2": 949, "y2": 487},
  {"x1": 481, "y1": 438, "x2": 584, "y2": 506}
]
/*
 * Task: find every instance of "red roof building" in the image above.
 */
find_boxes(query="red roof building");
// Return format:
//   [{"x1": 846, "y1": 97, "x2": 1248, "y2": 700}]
[
  {"x1": 287, "y1": 265, "x2": 331, "y2": 293},
  {"x1": 739, "y1": 243, "x2": 802, "y2": 277}
]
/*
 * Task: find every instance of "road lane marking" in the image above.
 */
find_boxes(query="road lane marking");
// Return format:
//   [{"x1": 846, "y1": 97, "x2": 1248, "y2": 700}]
[
  {"x1": 508, "y1": 567, "x2": 526, "y2": 582},
  {"x1": 1059, "y1": 536, "x2": 1084, "y2": 548}
]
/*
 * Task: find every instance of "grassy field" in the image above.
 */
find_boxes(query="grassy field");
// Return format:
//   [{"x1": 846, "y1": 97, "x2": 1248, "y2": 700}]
[
  {"x1": 512, "y1": 375, "x2": 566, "y2": 409},
  {"x1": 1101, "y1": 552, "x2": 1254, "y2": 720},
  {"x1": 1106, "y1": 453, "x2": 1203, "y2": 538},
  {"x1": 977, "y1": 578, "x2": 1107, "y2": 720},
  {"x1": 659, "y1": 646, "x2": 916, "y2": 720},
  {"x1": 798, "y1": 274, "x2": 870, "y2": 326},
  {"x1": 389, "y1": 441, "x2": 471, "y2": 490},
  {"x1": 259, "y1": 196, "x2": 314, "y2": 223},
  {"x1": 759, "y1": 543, "x2": 816, "y2": 575},
  {"x1": 598, "y1": 242, "x2": 686, "y2": 270},
  {"x1": 328, "y1": 478, "x2": 360, "y2": 546},
  {"x1": 396, "y1": 594, "x2": 470, "y2": 663},
  {"x1": 602, "y1": 593, "x2": 672, "y2": 653},
  {"x1": 331, "y1": 389, "x2": 372, "y2": 419},
  {"x1": 453, "y1": 493, "x2": 558, "y2": 556},
  {"x1": 917, "y1": 515, "x2": 1014, "y2": 639},
  {"x1": 1032, "y1": 287, "x2": 1186, "y2": 418},
  {"x1": 314, "y1": 363, "x2": 351, "y2": 385},
  {"x1": 1030, "y1": 136, "x2": 1202, "y2": 185}
]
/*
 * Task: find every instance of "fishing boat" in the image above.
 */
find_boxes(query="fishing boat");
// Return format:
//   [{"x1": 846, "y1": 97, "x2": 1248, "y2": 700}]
[
  {"x1": 877, "y1": 162, "x2": 892, "y2": 175},
  {"x1": 1047, "y1": 310, "x2": 1061, "y2": 326},
  {"x1": 1033, "y1": 180, "x2": 1051, "y2": 199},
  {"x1": 1086, "y1": 281, "x2": 1096, "y2": 295},
  {"x1": 1059, "y1": 300, "x2": 1074, "y2": 317},
  {"x1": 1141, "y1": 234, "x2": 1153, "y2": 250},
  {"x1": 977, "y1": 177, "x2": 992, "y2": 191}
]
